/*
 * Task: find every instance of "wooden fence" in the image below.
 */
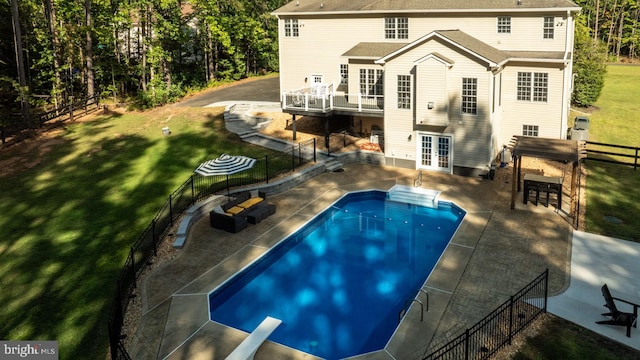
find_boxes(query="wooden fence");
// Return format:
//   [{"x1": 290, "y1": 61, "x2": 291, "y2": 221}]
[{"x1": 585, "y1": 141, "x2": 640, "y2": 169}]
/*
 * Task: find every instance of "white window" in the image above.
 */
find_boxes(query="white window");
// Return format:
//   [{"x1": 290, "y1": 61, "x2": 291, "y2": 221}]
[
  {"x1": 517, "y1": 72, "x2": 548, "y2": 102},
  {"x1": 523, "y1": 125, "x2": 539, "y2": 136},
  {"x1": 359, "y1": 69, "x2": 383, "y2": 96},
  {"x1": 543, "y1": 17, "x2": 554, "y2": 39},
  {"x1": 461, "y1": 78, "x2": 477, "y2": 115},
  {"x1": 385, "y1": 17, "x2": 408, "y2": 39},
  {"x1": 340, "y1": 64, "x2": 348, "y2": 86},
  {"x1": 284, "y1": 19, "x2": 299, "y2": 37},
  {"x1": 397, "y1": 75, "x2": 411, "y2": 109},
  {"x1": 497, "y1": 17, "x2": 511, "y2": 34}
]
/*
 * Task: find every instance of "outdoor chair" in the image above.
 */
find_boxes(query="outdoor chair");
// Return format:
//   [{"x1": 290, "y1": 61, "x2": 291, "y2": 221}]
[{"x1": 596, "y1": 284, "x2": 639, "y2": 337}]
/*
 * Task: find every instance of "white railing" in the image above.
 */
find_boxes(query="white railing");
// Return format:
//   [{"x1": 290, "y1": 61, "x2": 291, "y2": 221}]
[{"x1": 282, "y1": 85, "x2": 383, "y2": 114}]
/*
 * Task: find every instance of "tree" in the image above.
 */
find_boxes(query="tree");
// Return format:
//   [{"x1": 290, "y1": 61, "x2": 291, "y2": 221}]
[
  {"x1": 10, "y1": 0, "x2": 30, "y2": 126},
  {"x1": 572, "y1": 15, "x2": 608, "y2": 107}
]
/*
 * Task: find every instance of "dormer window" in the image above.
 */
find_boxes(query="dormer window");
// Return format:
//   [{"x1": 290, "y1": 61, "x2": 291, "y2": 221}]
[
  {"x1": 385, "y1": 17, "x2": 408, "y2": 39},
  {"x1": 497, "y1": 16, "x2": 511, "y2": 34}
]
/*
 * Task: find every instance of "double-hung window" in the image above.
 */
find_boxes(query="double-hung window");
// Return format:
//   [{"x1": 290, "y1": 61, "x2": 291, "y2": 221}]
[
  {"x1": 385, "y1": 17, "x2": 408, "y2": 39},
  {"x1": 517, "y1": 72, "x2": 548, "y2": 102},
  {"x1": 461, "y1": 78, "x2": 477, "y2": 115},
  {"x1": 284, "y1": 19, "x2": 299, "y2": 37},
  {"x1": 340, "y1": 64, "x2": 348, "y2": 86},
  {"x1": 359, "y1": 69, "x2": 383, "y2": 97},
  {"x1": 497, "y1": 17, "x2": 511, "y2": 34},
  {"x1": 397, "y1": 75, "x2": 411, "y2": 109},
  {"x1": 543, "y1": 17, "x2": 554, "y2": 39}
]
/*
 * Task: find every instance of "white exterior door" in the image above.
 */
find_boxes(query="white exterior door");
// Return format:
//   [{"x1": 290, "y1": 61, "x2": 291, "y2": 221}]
[{"x1": 417, "y1": 132, "x2": 453, "y2": 173}]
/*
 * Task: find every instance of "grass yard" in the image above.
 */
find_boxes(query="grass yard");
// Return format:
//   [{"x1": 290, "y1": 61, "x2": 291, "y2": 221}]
[
  {"x1": 0, "y1": 104, "x2": 276, "y2": 359},
  {"x1": 1, "y1": 67, "x2": 639, "y2": 360},
  {"x1": 514, "y1": 64, "x2": 640, "y2": 358},
  {"x1": 577, "y1": 65, "x2": 640, "y2": 241}
]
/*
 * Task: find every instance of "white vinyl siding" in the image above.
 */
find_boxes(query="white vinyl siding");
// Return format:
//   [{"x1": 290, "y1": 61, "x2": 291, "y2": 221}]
[
  {"x1": 499, "y1": 65, "x2": 564, "y2": 146},
  {"x1": 278, "y1": 15, "x2": 570, "y2": 91},
  {"x1": 382, "y1": 37, "x2": 491, "y2": 169},
  {"x1": 275, "y1": 12, "x2": 575, "y2": 168}
]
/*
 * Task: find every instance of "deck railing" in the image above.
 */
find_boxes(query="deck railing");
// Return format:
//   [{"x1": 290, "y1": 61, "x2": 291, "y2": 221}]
[{"x1": 282, "y1": 88, "x2": 384, "y2": 114}]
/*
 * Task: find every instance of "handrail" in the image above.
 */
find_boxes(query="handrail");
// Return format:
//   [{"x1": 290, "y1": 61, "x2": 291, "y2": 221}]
[
  {"x1": 398, "y1": 298, "x2": 424, "y2": 323},
  {"x1": 414, "y1": 171, "x2": 423, "y2": 187}
]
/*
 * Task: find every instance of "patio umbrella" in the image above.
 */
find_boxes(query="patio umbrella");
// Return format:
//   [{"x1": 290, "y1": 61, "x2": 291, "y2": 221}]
[{"x1": 194, "y1": 154, "x2": 256, "y2": 193}]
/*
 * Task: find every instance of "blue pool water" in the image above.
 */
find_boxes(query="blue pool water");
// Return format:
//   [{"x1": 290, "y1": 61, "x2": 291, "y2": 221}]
[{"x1": 208, "y1": 190, "x2": 465, "y2": 359}]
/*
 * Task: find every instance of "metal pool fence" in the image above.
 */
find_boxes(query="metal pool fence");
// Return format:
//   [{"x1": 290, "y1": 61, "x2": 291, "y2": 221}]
[
  {"x1": 107, "y1": 140, "x2": 316, "y2": 360},
  {"x1": 422, "y1": 269, "x2": 549, "y2": 360}
]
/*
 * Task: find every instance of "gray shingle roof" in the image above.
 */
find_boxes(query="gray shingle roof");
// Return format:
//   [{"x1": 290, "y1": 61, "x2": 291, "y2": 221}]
[
  {"x1": 342, "y1": 42, "x2": 409, "y2": 58},
  {"x1": 274, "y1": 0, "x2": 580, "y2": 14},
  {"x1": 343, "y1": 31, "x2": 569, "y2": 66}
]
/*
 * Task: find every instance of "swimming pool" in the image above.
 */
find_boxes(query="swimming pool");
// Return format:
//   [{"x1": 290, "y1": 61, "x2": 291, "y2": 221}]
[{"x1": 208, "y1": 190, "x2": 465, "y2": 359}]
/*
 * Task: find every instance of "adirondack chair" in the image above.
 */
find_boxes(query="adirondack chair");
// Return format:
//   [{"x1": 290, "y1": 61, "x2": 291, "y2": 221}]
[{"x1": 596, "y1": 284, "x2": 640, "y2": 337}]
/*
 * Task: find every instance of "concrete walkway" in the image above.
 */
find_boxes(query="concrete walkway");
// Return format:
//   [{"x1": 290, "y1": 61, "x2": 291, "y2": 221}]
[
  {"x1": 126, "y1": 101, "x2": 640, "y2": 359},
  {"x1": 547, "y1": 231, "x2": 640, "y2": 350}
]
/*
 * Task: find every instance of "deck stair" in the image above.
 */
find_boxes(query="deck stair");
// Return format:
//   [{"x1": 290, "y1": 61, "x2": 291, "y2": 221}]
[
  {"x1": 388, "y1": 184, "x2": 441, "y2": 208},
  {"x1": 225, "y1": 316, "x2": 282, "y2": 360}
]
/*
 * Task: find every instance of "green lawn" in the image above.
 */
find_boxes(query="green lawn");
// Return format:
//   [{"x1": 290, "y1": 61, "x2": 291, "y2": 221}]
[
  {"x1": 0, "y1": 105, "x2": 274, "y2": 358},
  {"x1": 514, "y1": 64, "x2": 640, "y2": 358},
  {"x1": 1, "y1": 68, "x2": 639, "y2": 359},
  {"x1": 579, "y1": 65, "x2": 640, "y2": 241}
]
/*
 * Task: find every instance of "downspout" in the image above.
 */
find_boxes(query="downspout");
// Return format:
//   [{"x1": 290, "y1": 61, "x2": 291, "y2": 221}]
[{"x1": 561, "y1": 10, "x2": 572, "y2": 138}]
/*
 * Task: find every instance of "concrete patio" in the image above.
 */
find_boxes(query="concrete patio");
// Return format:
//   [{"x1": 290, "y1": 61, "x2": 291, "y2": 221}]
[{"x1": 126, "y1": 162, "x2": 639, "y2": 359}]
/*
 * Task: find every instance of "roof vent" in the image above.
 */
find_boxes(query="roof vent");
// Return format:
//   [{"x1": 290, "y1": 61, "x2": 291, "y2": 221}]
[
  {"x1": 320, "y1": 2, "x2": 324, "y2": 8},
  {"x1": 296, "y1": 0, "x2": 299, "y2": 5},
  {"x1": 517, "y1": 0, "x2": 522, "y2": 5}
]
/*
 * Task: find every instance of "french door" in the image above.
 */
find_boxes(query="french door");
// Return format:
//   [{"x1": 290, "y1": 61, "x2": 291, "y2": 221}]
[{"x1": 417, "y1": 133, "x2": 453, "y2": 173}]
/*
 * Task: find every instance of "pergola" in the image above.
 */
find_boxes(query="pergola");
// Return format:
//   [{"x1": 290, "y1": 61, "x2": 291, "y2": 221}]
[{"x1": 509, "y1": 136, "x2": 587, "y2": 213}]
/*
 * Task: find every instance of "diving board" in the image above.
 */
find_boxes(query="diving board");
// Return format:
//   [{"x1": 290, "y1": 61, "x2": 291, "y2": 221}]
[
  {"x1": 388, "y1": 184, "x2": 441, "y2": 208},
  {"x1": 225, "y1": 316, "x2": 283, "y2": 360}
]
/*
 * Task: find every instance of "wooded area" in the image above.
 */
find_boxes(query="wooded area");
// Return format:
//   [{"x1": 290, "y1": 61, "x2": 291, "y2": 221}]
[
  {"x1": 0, "y1": 0, "x2": 287, "y2": 127},
  {"x1": 0, "y1": 0, "x2": 637, "y2": 129}
]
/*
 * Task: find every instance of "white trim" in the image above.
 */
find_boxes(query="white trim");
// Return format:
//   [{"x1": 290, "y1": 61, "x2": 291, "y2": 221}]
[{"x1": 273, "y1": 8, "x2": 581, "y2": 16}]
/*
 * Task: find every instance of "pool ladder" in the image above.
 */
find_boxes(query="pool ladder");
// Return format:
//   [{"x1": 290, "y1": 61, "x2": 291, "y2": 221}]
[
  {"x1": 398, "y1": 289, "x2": 429, "y2": 323},
  {"x1": 414, "y1": 171, "x2": 423, "y2": 187}
]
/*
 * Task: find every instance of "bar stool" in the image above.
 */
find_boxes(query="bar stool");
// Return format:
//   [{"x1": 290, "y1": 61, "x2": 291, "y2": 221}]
[{"x1": 526, "y1": 182, "x2": 541, "y2": 206}]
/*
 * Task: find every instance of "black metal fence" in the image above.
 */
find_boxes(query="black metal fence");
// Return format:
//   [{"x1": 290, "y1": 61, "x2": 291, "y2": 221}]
[
  {"x1": 423, "y1": 269, "x2": 549, "y2": 360},
  {"x1": 107, "y1": 140, "x2": 316, "y2": 360}
]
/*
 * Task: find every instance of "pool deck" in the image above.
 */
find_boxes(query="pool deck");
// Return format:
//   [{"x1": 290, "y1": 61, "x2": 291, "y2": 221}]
[{"x1": 125, "y1": 163, "x2": 585, "y2": 360}]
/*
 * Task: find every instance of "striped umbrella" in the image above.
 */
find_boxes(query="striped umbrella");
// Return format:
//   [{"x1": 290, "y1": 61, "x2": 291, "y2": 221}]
[
  {"x1": 195, "y1": 154, "x2": 256, "y2": 176},
  {"x1": 195, "y1": 154, "x2": 256, "y2": 194}
]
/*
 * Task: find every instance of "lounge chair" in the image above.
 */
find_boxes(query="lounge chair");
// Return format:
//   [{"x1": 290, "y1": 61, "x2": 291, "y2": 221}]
[{"x1": 596, "y1": 284, "x2": 639, "y2": 337}]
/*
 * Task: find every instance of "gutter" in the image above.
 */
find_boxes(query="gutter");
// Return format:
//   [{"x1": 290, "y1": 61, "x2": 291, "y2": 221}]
[{"x1": 272, "y1": 7, "x2": 582, "y2": 16}]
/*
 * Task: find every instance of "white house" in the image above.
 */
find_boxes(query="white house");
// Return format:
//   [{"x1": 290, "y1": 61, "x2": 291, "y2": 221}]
[{"x1": 272, "y1": 0, "x2": 581, "y2": 175}]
